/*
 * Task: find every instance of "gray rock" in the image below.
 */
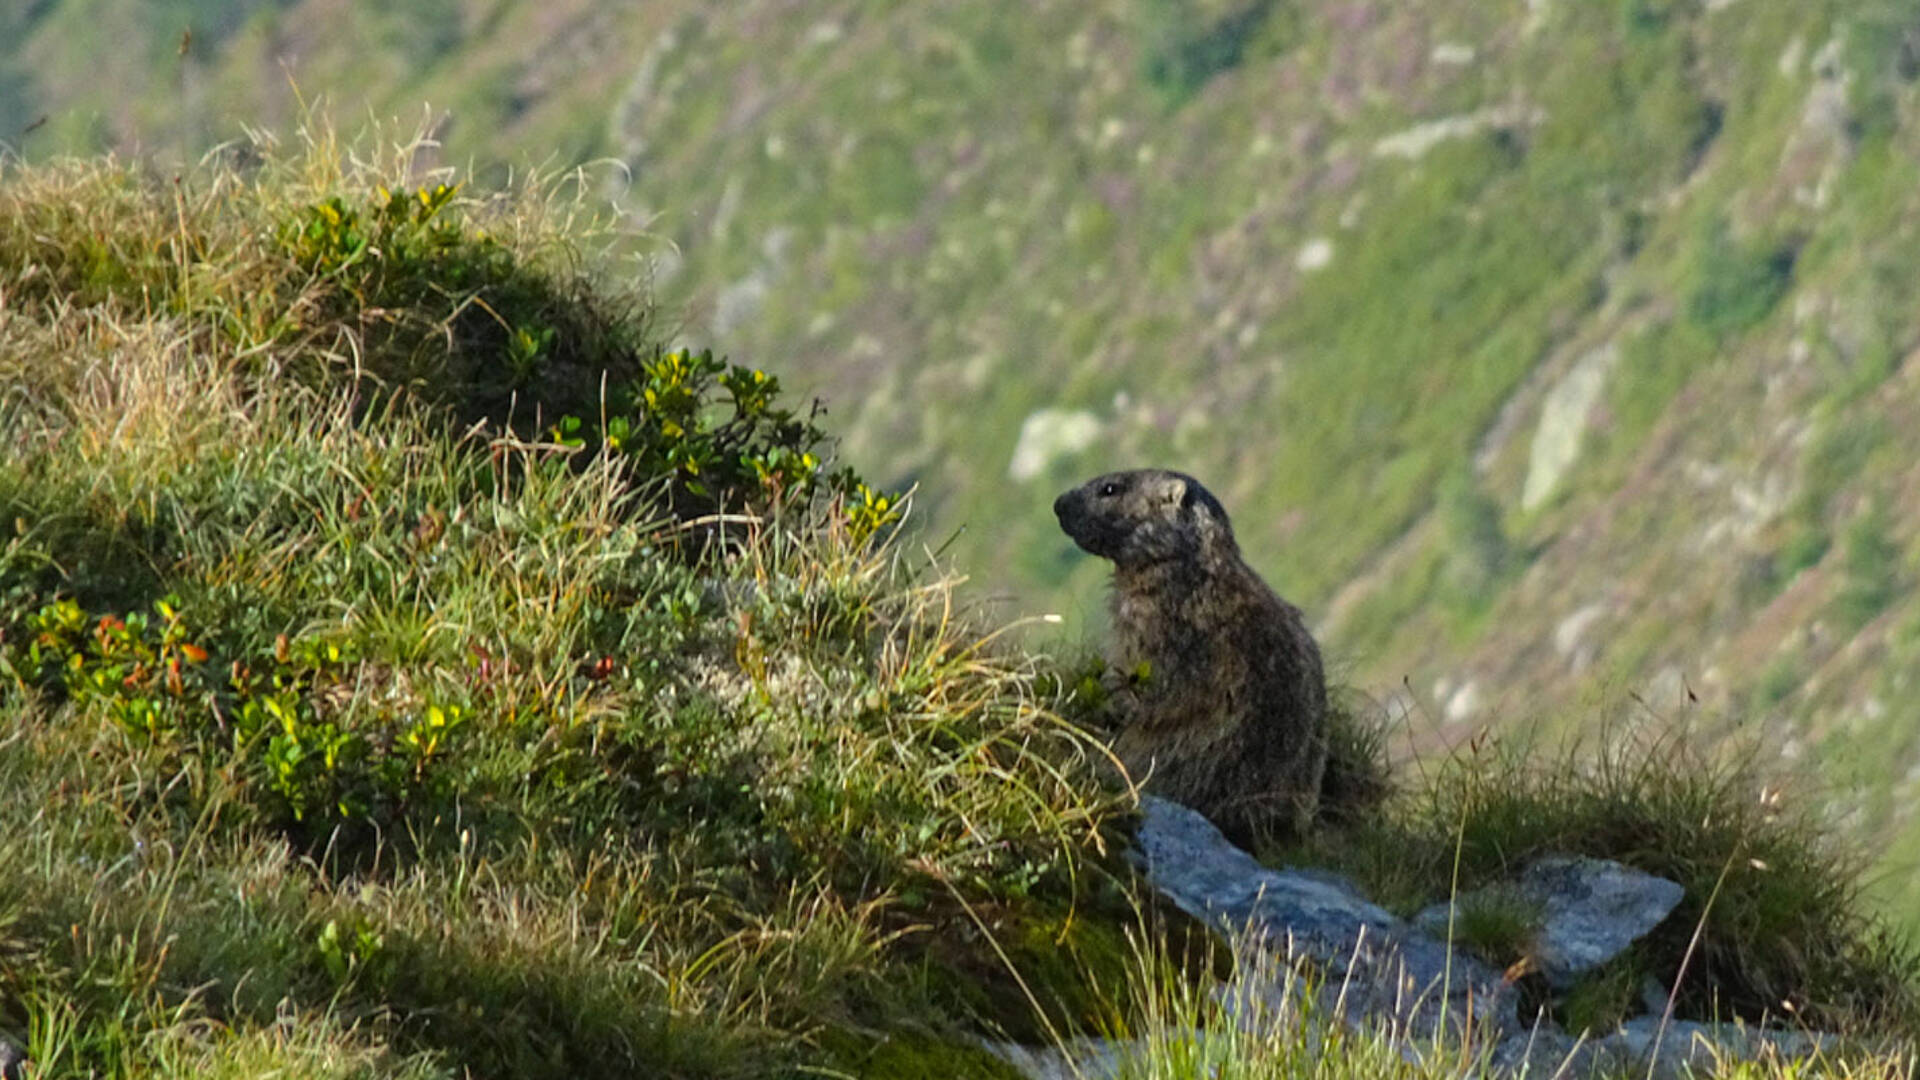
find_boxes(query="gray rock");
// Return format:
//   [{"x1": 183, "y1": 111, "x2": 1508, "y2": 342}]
[
  {"x1": 1415, "y1": 855, "x2": 1685, "y2": 986},
  {"x1": 992, "y1": 798, "x2": 1840, "y2": 1080},
  {"x1": 983, "y1": 1035, "x2": 1145, "y2": 1080},
  {"x1": 1134, "y1": 795, "x2": 1400, "y2": 951},
  {"x1": 1134, "y1": 796, "x2": 1516, "y2": 1042},
  {"x1": 1522, "y1": 344, "x2": 1618, "y2": 510},
  {"x1": 1606, "y1": 1018, "x2": 1836, "y2": 1080},
  {"x1": 0, "y1": 1035, "x2": 25, "y2": 1080},
  {"x1": 1489, "y1": 1016, "x2": 1844, "y2": 1080},
  {"x1": 1489, "y1": 1024, "x2": 1629, "y2": 1078},
  {"x1": 1525, "y1": 857, "x2": 1685, "y2": 984},
  {"x1": 1639, "y1": 975, "x2": 1672, "y2": 1016}
]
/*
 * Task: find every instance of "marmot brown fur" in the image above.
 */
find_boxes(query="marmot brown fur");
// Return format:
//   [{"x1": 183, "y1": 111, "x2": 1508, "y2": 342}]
[{"x1": 1054, "y1": 469, "x2": 1328, "y2": 843}]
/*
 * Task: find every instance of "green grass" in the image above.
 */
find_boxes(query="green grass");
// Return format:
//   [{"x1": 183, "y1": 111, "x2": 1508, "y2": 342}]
[
  {"x1": 19, "y1": 6, "x2": 1916, "y2": 913},
  {"x1": 1441, "y1": 884, "x2": 1546, "y2": 972},
  {"x1": 1016, "y1": 924, "x2": 1916, "y2": 1079},
  {"x1": 0, "y1": 122, "x2": 1132, "y2": 1078},
  {"x1": 2, "y1": 116, "x2": 1917, "y2": 1079},
  {"x1": 1274, "y1": 718, "x2": 1920, "y2": 1038}
]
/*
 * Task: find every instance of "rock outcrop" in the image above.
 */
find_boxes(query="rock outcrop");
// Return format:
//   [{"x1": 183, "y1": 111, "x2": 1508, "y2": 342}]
[
  {"x1": 991, "y1": 797, "x2": 1840, "y2": 1080},
  {"x1": 1414, "y1": 854, "x2": 1685, "y2": 987}
]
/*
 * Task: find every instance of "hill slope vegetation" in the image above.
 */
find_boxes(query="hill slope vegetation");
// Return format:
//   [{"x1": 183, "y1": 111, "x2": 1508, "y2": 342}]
[
  {"x1": 0, "y1": 132, "x2": 1142, "y2": 1077},
  {"x1": 10, "y1": 0, "x2": 1920, "y2": 928}
]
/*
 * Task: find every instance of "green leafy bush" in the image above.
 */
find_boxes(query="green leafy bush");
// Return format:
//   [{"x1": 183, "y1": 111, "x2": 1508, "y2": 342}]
[
  {"x1": 1280, "y1": 725, "x2": 1920, "y2": 1032},
  {"x1": 1436, "y1": 468, "x2": 1511, "y2": 614},
  {"x1": 1836, "y1": 498, "x2": 1904, "y2": 628},
  {"x1": 0, "y1": 149, "x2": 900, "y2": 533},
  {"x1": 269, "y1": 179, "x2": 645, "y2": 423},
  {"x1": 4, "y1": 596, "x2": 472, "y2": 836},
  {"x1": 1138, "y1": 0, "x2": 1280, "y2": 106},
  {"x1": 0, "y1": 128, "x2": 1117, "y2": 1078},
  {"x1": 550, "y1": 345, "x2": 901, "y2": 535},
  {"x1": 1779, "y1": 526, "x2": 1832, "y2": 577},
  {"x1": 276, "y1": 184, "x2": 899, "y2": 532},
  {"x1": 1687, "y1": 219, "x2": 1799, "y2": 340}
]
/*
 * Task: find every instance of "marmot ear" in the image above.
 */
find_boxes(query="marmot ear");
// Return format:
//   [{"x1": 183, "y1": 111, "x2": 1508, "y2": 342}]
[
  {"x1": 1156, "y1": 474, "x2": 1190, "y2": 511},
  {"x1": 1179, "y1": 480, "x2": 1228, "y2": 532}
]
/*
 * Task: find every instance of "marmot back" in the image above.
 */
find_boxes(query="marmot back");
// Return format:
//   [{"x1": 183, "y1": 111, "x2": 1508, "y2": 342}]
[{"x1": 1054, "y1": 469, "x2": 1328, "y2": 844}]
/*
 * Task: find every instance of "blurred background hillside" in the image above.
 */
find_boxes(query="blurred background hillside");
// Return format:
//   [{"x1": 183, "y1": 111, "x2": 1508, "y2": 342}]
[{"x1": 8, "y1": 0, "x2": 1920, "y2": 927}]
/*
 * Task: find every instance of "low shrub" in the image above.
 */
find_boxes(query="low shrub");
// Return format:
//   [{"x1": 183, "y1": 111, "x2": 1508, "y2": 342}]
[
  {"x1": 0, "y1": 120, "x2": 1110, "y2": 1079},
  {"x1": 1279, "y1": 720, "x2": 1920, "y2": 1033}
]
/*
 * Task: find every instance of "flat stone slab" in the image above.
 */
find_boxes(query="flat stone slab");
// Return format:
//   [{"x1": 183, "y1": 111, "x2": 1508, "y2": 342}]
[
  {"x1": 1133, "y1": 795, "x2": 1400, "y2": 952},
  {"x1": 1415, "y1": 855, "x2": 1685, "y2": 986},
  {"x1": 983, "y1": 1036, "x2": 1146, "y2": 1080},
  {"x1": 992, "y1": 799, "x2": 1839, "y2": 1080},
  {"x1": 1488, "y1": 1017, "x2": 1839, "y2": 1080},
  {"x1": 1134, "y1": 796, "x2": 1515, "y2": 1040},
  {"x1": 1611, "y1": 1017, "x2": 1836, "y2": 1078},
  {"x1": 0, "y1": 1035, "x2": 24, "y2": 1080}
]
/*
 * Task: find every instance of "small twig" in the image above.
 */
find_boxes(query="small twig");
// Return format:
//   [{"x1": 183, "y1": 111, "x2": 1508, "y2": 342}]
[
  {"x1": 667, "y1": 512, "x2": 764, "y2": 533},
  {"x1": 1648, "y1": 849, "x2": 1738, "y2": 1080}
]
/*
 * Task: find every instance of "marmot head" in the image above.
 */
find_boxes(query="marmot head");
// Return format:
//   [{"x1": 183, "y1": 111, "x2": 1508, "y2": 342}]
[{"x1": 1053, "y1": 469, "x2": 1237, "y2": 569}]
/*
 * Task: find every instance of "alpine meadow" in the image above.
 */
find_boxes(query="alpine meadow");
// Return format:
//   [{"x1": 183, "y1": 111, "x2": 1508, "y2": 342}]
[{"x1": 6, "y1": 1, "x2": 1920, "y2": 1077}]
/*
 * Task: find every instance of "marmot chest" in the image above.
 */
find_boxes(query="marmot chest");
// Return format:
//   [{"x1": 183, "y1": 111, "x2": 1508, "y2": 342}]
[{"x1": 1110, "y1": 584, "x2": 1243, "y2": 684}]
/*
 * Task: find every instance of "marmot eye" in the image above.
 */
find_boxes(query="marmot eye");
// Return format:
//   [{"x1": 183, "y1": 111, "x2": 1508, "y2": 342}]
[{"x1": 1098, "y1": 482, "x2": 1120, "y2": 497}]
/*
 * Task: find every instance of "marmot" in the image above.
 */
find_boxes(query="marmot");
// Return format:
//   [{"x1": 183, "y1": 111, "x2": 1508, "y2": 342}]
[{"x1": 1054, "y1": 469, "x2": 1328, "y2": 844}]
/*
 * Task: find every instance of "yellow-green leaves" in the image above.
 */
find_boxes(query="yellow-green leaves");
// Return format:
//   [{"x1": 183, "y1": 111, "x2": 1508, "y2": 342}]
[{"x1": 544, "y1": 346, "x2": 903, "y2": 533}]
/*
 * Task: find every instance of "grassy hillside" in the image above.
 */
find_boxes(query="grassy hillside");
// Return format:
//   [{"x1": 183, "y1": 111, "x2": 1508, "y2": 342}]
[
  {"x1": 0, "y1": 130, "x2": 1139, "y2": 1077},
  {"x1": 3, "y1": 119, "x2": 1920, "y2": 1078},
  {"x1": 13, "y1": 1, "x2": 1920, "y2": 933}
]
